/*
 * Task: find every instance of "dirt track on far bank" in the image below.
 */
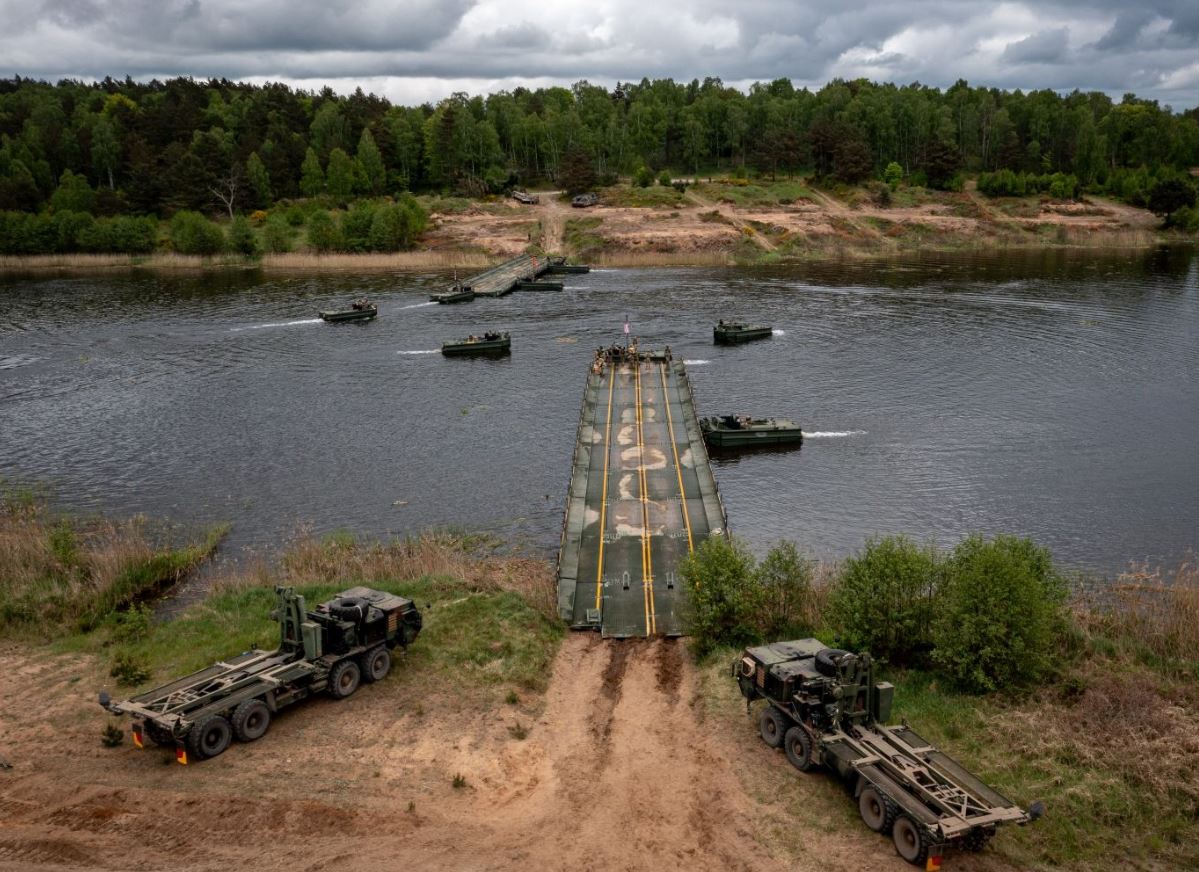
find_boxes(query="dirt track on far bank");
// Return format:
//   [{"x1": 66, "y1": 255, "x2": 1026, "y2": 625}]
[{"x1": 0, "y1": 634, "x2": 1029, "y2": 872}]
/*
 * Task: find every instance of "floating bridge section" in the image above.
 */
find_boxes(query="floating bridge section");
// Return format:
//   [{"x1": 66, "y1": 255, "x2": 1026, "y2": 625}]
[
  {"x1": 459, "y1": 254, "x2": 584, "y2": 298},
  {"x1": 557, "y1": 350, "x2": 727, "y2": 637}
]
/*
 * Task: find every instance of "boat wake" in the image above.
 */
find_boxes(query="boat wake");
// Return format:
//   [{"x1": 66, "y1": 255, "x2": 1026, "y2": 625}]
[
  {"x1": 771, "y1": 329, "x2": 786, "y2": 336},
  {"x1": 397, "y1": 349, "x2": 439, "y2": 355},
  {"x1": 0, "y1": 354, "x2": 42, "y2": 370},
  {"x1": 805, "y1": 430, "x2": 867, "y2": 438},
  {"x1": 399, "y1": 301, "x2": 437, "y2": 310},
  {"x1": 231, "y1": 318, "x2": 321, "y2": 332},
  {"x1": 683, "y1": 359, "x2": 711, "y2": 365}
]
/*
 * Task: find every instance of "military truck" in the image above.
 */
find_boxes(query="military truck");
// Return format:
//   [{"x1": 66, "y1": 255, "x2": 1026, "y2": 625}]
[
  {"x1": 735, "y1": 639, "x2": 1042, "y2": 868},
  {"x1": 99, "y1": 586, "x2": 422, "y2": 764}
]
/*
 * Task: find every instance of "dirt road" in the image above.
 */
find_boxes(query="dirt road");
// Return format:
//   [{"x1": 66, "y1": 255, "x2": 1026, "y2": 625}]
[{"x1": 0, "y1": 637, "x2": 1016, "y2": 871}]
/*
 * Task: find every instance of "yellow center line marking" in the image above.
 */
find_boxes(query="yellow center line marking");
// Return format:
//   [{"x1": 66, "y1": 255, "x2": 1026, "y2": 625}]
[
  {"x1": 594, "y1": 366, "x2": 616, "y2": 612},
  {"x1": 660, "y1": 362, "x2": 694, "y2": 553},
  {"x1": 635, "y1": 359, "x2": 656, "y2": 635}
]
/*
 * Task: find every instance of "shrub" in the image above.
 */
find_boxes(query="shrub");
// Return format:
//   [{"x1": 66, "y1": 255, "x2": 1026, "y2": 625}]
[
  {"x1": 110, "y1": 603, "x2": 152, "y2": 643},
  {"x1": 754, "y1": 541, "x2": 814, "y2": 639},
  {"x1": 227, "y1": 214, "x2": 260, "y2": 256},
  {"x1": 262, "y1": 214, "x2": 293, "y2": 252},
  {"x1": 49, "y1": 169, "x2": 96, "y2": 215},
  {"x1": 53, "y1": 210, "x2": 95, "y2": 250},
  {"x1": 101, "y1": 722, "x2": 125, "y2": 747},
  {"x1": 110, "y1": 651, "x2": 151, "y2": 686},
  {"x1": 883, "y1": 161, "x2": 903, "y2": 189},
  {"x1": 79, "y1": 216, "x2": 157, "y2": 254},
  {"x1": 306, "y1": 210, "x2": 341, "y2": 252},
  {"x1": 340, "y1": 202, "x2": 377, "y2": 251},
  {"x1": 828, "y1": 535, "x2": 940, "y2": 666},
  {"x1": 932, "y1": 534, "x2": 1068, "y2": 693},
  {"x1": 285, "y1": 204, "x2": 307, "y2": 226},
  {"x1": 633, "y1": 165, "x2": 654, "y2": 188},
  {"x1": 657, "y1": 170, "x2": 673, "y2": 187},
  {"x1": 169, "y1": 211, "x2": 225, "y2": 255},
  {"x1": 680, "y1": 537, "x2": 760, "y2": 657}
]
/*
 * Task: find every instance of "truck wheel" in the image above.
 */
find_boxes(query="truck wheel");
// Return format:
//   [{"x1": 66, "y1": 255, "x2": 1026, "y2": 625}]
[
  {"x1": 329, "y1": 659, "x2": 361, "y2": 699},
  {"x1": 187, "y1": 715, "x2": 232, "y2": 760},
  {"x1": 759, "y1": 706, "x2": 786, "y2": 748},
  {"x1": 859, "y1": 785, "x2": 897, "y2": 833},
  {"x1": 783, "y1": 726, "x2": 814, "y2": 772},
  {"x1": 892, "y1": 815, "x2": 930, "y2": 865},
  {"x1": 360, "y1": 647, "x2": 391, "y2": 683},
  {"x1": 231, "y1": 699, "x2": 271, "y2": 742}
]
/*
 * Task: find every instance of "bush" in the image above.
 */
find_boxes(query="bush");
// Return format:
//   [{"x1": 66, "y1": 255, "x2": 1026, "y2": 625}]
[
  {"x1": 227, "y1": 214, "x2": 260, "y2": 256},
  {"x1": 932, "y1": 534, "x2": 1068, "y2": 693},
  {"x1": 306, "y1": 210, "x2": 341, "y2": 252},
  {"x1": 110, "y1": 651, "x2": 151, "y2": 686},
  {"x1": 79, "y1": 216, "x2": 157, "y2": 254},
  {"x1": 340, "y1": 202, "x2": 377, "y2": 251},
  {"x1": 680, "y1": 537, "x2": 761, "y2": 656},
  {"x1": 883, "y1": 161, "x2": 903, "y2": 189},
  {"x1": 754, "y1": 541, "x2": 814, "y2": 639},
  {"x1": 110, "y1": 603, "x2": 152, "y2": 643},
  {"x1": 828, "y1": 535, "x2": 940, "y2": 666},
  {"x1": 262, "y1": 214, "x2": 293, "y2": 253},
  {"x1": 169, "y1": 211, "x2": 225, "y2": 255},
  {"x1": 101, "y1": 722, "x2": 124, "y2": 747},
  {"x1": 633, "y1": 165, "x2": 654, "y2": 188},
  {"x1": 657, "y1": 170, "x2": 673, "y2": 187}
]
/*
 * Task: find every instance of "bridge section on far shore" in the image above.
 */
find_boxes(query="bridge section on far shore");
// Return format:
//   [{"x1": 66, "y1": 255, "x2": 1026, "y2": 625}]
[{"x1": 557, "y1": 348, "x2": 727, "y2": 638}]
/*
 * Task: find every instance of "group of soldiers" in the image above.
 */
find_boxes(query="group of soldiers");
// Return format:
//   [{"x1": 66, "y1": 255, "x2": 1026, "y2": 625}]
[{"x1": 589, "y1": 341, "x2": 673, "y2": 374}]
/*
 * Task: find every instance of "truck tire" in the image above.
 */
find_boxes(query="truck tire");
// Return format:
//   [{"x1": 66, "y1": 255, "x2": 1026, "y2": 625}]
[
  {"x1": 892, "y1": 815, "x2": 930, "y2": 865},
  {"x1": 329, "y1": 659, "x2": 361, "y2": 699},
  {"x1": 859, "y1": 785, "x2": 897, "y2": 833},
  {"x1": 815, "y1": 648, "x2": 851, "y2": 677},
  {"x1": 187, "y1": 715, "x2": 232, "y2": 760},
  {"x1": 759, "y1": 706, "x2": 786, "y2": 748},
  {"x1": 360, "y1": 646, "x2": 391, "y2": 683},
  {"x1": 231, "y1": 699, "x2": 271, "y2": 742},
  {"x1": 783, "y1": 725, "x2": 814, "y2": 772}
]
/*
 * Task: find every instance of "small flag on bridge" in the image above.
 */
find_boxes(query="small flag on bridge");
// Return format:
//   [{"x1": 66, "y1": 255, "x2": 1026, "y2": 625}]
[{"x1": 623, "y1": 315, "x2": 630, "y2": 335}]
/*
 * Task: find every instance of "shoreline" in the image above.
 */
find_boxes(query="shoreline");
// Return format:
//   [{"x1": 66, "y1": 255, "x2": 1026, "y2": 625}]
[{"x1": 0, "y1": 233, "x2": 1185, "y2": 274}]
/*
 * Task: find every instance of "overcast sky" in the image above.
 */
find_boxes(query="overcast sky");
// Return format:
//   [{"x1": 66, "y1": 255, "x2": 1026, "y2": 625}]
[{"x1": 4, "y1": 0, "x2": 1199, "y2": 109}]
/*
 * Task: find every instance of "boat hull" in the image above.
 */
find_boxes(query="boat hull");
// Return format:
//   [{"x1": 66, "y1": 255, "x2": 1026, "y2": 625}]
[
  {"x1": 319, "y1": 308, "x2": 377, "y2": 322},
  {"x1": 431, "y1": 291, "x2": 475, "y2": 304},
  {"x1": 714, "y1": 327, "x2": 771, "y2": 344},
  {"x1": 441, "y1": 341, "x2": 511, "y2": 357},
  {"x1": 703, "y1": 429, "x2": 803, "y2": 448}
]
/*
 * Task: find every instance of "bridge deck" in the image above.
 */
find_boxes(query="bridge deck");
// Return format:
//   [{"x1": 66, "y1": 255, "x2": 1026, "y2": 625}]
[{"x1": 557, "y1": 353, "x2": 726, "y2": 637}]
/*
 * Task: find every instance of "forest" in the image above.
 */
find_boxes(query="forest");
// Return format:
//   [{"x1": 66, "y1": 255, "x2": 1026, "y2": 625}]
[{"x1": 1, "y1": 75, "x2": 1198, "y2": 255}]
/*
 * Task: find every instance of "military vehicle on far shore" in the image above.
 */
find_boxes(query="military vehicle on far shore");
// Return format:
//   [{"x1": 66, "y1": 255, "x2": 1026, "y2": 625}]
[
  {"x1": 735, "y1": 640, "x2": 1042, "y2": 867},
  {"x1": 571, "y1": 192, "x2": 598, "y2": 208},
  {"x1": 99, "y1": 586, "x2": 421, "y2": 763},
  {"x1": 512, "y1": 190, "x2": 540, "y2": 204}
]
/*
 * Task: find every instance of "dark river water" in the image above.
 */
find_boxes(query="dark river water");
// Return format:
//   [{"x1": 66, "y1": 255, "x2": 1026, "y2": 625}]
[{"x1": 2, "y1": 247, "x2": 1197, "y2": 580}]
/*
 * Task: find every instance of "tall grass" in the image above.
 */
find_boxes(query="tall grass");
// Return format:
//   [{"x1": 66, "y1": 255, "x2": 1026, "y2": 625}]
[{"x1": 0, "y1": 494, "x2": 226, "y2": 634}]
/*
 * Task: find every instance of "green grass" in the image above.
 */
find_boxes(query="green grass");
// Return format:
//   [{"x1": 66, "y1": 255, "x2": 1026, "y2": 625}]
[
  {"x1": 60, "y1": 573, "x2": 564, "y2": 697},
  {"x1": 564, "y1": 216, "x2": 606, "y2": 259},
  {"x1": 598, "y1": 185, "x2": 686, "y2": 208},
  {"x1": 691, "y1": 179, "x2": 813, "y2": 207},
  {"x1": 887, "y1": 668, "x2": 1199, "y2": 870}
]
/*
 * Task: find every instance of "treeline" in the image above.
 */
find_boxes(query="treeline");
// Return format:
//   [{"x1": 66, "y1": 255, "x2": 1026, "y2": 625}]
[{"x1": 2, "y1": 75, "x2": 1198, "y2": 246}]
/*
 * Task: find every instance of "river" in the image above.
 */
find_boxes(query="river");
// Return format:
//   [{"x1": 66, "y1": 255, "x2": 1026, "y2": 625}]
[{"x1": 2, "y1": 247, "x2": 1196, "y2": 580}]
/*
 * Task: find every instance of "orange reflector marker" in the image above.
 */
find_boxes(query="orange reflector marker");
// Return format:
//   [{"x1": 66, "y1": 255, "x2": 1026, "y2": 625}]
[
  {"x1": 175, "y1": 746, "x2": 188, "y2": 765},
  {"x1": 131, "y1": 726, "x2": 143, "y2": 749},
  {"x1": 926, "y1": 855, "x2": 943, "y2": 872}
]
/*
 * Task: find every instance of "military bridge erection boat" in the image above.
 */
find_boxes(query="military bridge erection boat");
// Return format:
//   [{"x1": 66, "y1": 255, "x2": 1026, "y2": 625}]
[
  {"x1": 441, "y1": 331, "x2": 511, "y2": 357},
  {"x1": 701, "y1": 415, "x2": 803, "y2": 449},
  {"x1": 319, "y1": 299, "x2": 377, "y2": 322},
  {"x1": 557, "y1": 343, "x2": 727, "y2": 637},
  {"x1": 713, "y1": 320, "x2": 771, "y2": 344}
]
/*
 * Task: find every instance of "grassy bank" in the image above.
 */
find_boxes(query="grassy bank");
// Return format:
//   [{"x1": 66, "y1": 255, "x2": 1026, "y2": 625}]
[
  {"x1": 686, "y1": 535, "x2": 1199, "y2": 870},
  {"x1": 0, "y1": 489, "x2": 226, "y2": 635},
  {"x1": 57, "y1": 530, "x2": 563, "y2": 701}
]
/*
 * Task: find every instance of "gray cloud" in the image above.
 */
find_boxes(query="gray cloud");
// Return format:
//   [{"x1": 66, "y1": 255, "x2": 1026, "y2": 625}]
[
  {"x1": 1002, "y1": 28, "x2": 1070, "y2": 65},
  {"x1": 2, "y1": 0, "x2": 1198, "y2": 108}
]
